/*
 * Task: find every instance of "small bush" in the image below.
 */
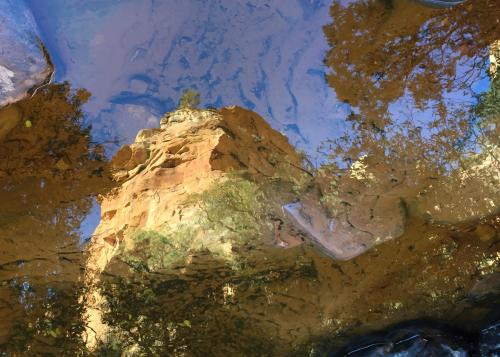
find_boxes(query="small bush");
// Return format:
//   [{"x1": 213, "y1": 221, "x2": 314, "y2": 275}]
[{"x1": 178, "y1": 89, "x2": 200, "y2": 109}]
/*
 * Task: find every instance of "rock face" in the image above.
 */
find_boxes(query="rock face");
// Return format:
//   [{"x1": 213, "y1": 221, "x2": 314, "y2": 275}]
[
  {"x1": 84, "y1": 106, "x2": 304, "y2": 346},
  {"x1": 88, "y1": 107, "x2": 303, "y2": 271},
  {"x1": 0, "y1": 1, "x2": 53, "y2": 108}
]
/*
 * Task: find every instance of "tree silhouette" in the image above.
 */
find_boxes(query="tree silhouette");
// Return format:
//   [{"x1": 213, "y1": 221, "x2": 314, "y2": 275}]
[
  {"x1": 319, "y1": 0, "x2": 499, "y2": 223},
  {"x1": 0, "y1": 82, "x2": 113, "y2": 354},
  {"x1": 323, "y1": 0, "x2": 499, "y2": 128}
]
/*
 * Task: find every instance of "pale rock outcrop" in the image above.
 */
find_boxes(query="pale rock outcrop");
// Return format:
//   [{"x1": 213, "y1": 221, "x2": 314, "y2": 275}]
[
  {"x1": 283, "y1": 195, "x2": 405, "y2": 261},
  {"x1": 283, "y1": 156, "x2": 407, "y2": 260},
  {"x1": 91, "y1": 107, "x2": 302, "y2": 259}
]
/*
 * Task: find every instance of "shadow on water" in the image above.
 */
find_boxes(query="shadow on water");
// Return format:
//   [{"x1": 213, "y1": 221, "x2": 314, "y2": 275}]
[{"x1": 84, "y1": 215, "x2": 498, "y2": 356}]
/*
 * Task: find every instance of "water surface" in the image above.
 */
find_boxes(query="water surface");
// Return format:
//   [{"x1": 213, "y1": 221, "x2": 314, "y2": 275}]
[{"x1": 0, "y1": 0, "x2": 499, "y2": 355}]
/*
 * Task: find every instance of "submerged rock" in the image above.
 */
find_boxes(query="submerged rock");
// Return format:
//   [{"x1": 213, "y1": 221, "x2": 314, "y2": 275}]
[
  {"x1": 0, "y1": 1, "x2": 53, "y2": 108},
  {"x1": 479, "y1": 323, "x2": 500, "y2": 356},
  {"x1": 283, "y1": 195, "x2": 406, "y2": 260},
  {"x1": 335, "y1": 323, "x2": 472, "y2": 356}
]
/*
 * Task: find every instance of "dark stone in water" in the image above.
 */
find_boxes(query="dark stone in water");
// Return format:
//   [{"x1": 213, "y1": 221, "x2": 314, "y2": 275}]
[
  {"x1": 479, "y1": 323, "x2": 500, "y2": 357},
  {"x1": 414, "y1": 0, "x2": 465, "y2": 7},
  {"x1": 336, "y1": 322, "x2": 472, "y2": 356},
  {"x1": 0, "y1": 0, "x2": 53, "y2": 107},
  {"x1": 335, "y1": 320, "x2": 500, "y2": 357}
]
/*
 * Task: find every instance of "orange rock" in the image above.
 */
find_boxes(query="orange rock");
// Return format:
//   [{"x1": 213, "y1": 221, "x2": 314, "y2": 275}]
[{"x1": 83, "y1": 107, "x2": 304, "y2": 348}]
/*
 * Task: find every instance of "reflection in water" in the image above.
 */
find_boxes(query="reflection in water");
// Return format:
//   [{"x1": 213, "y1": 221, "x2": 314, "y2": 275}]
[
  {"x1": 320, "y1": 0, "x2": 498, "y2": 226},
  {"x1": 0, "y1": 0, "x2": 499, "y2": 355},
  {"x1": 27, "y1": 0, "x2": 341, "y2": 154},
  {"x1": 324, "y1": 0, "x2": 498, "y2": 127},
  {"x1": 0, "y1": 83, "x2": 112, "y2": 353},
  {"x1": 92, "y1": 215, "x2": 500, "y2": 355}
]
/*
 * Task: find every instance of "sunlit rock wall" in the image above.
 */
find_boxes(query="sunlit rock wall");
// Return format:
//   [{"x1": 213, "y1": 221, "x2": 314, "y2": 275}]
[{"x1": 83, "y1": 106, "x2": 305, "y2": 347}]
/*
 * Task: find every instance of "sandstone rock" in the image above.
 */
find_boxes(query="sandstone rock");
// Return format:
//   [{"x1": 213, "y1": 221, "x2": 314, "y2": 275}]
[
  {"x1": 159, "y1": 108, "x2": 216, "y2": 128},
  {"x1": 83, "y1": 106, "x2": 304, "y2": 348},
  {"x1": 283, "y1": 200, "x2": 372, "y2": 260},
  {"x1": 282, "y1": 195, "x2": 406, "y2": 260},
  {"x1": 124, "y1": 144, "x2": 149, "y2": 171},
  {"x1": 110, "y1": 145, "x2": 132, "y2": 170},
  {"x1": 489, "y1": 40, "x2": 500, "y2": 77},
  {"x1": 91, "y1": 106, "x2": 303, "y2": 254},
  {"x1": 135, "y1": 128, "x2": 161, "y2": 143},
  {"x1": 294, "y1": 155, "x2": 409, "y2": 260}
]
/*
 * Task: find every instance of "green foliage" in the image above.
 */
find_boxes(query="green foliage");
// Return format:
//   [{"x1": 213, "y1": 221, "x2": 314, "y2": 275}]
[
  {"x1": 474, "y1": 76, "x2": 500, "y2": 121},
  {"x1": 119, "y1": 176, "x2": 271, "y2": 272},
  {"x1": 4, "y1": 283, "x2": 88, "y2": 355},
  {"x1": 178, "y1": 88, "x2": 200, "y2": 109},
  {"x1": 472, "y1": 76, "x2": 500, "y2": 150},
  {"x1": 96, "y1": 257, "x2": 316, "y2": 355},
  {"x1": 198, "y1": 177, "x2": 269, "y2": 240},
  {"x1": 120, "y1": 227, "x2": 197, "y2": 272}
]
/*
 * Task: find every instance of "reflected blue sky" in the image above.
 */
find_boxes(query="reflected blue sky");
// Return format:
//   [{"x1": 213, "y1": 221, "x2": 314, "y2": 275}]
[
  {"x1": 24, "y1": 0, "x2": 492, "y2": 244},
  {"x1": 28, "y1": 0, "x2": 349, "y2": 160}
]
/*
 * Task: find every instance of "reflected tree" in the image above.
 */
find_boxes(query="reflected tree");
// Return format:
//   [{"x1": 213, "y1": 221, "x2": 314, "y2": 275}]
[
  {"x1": 320, "y1": 0, "x2": 499, "y2": 223},
  {"x1": 0, "y1": 83, "x2": 112, "y2": 354},
  {"x1": 323, "y1": 0, "x2": 499, "y2": 128},
  {"x1": 94, "y1": 253, "x2": 317, "y2": 356}
]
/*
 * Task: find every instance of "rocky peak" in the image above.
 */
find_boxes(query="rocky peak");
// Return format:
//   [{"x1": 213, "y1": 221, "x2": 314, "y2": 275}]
[
  {"x1": 159, "y1": 107, "x2": 218, "y2": 127},
  {"x1": 84, "y1": 105, "x2": 306, "y2": 347},
  {"x1": 89, "y1": 105, "x2": 304, "y2": 273}
]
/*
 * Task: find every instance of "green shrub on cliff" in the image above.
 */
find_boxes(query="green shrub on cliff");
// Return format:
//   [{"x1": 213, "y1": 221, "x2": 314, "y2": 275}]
[
  {"x1": 198, "y1": 176, "x2": 269, "y2": 240},
  {"x1": 119, "y1": 176, "x2": 271, "y2": 272},
  {"x1": 178, "y1": 88, "x2": 200, "y2": 109}
]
